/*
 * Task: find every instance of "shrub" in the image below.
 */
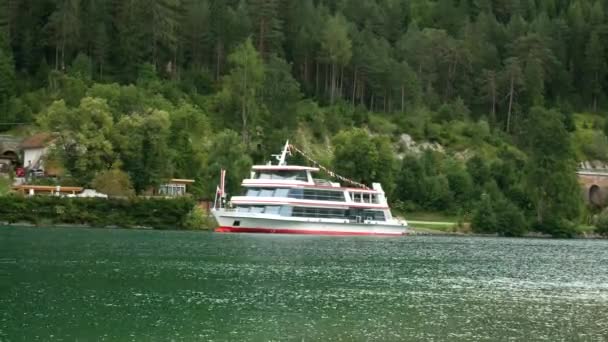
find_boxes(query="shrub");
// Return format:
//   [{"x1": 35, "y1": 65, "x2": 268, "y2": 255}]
[
  {"x1": 92, "y1": 166, "x2": 135, "y2": 197},
  {"x1": 0, "y1": 176, "x2": 10, "y2": 195},
  {"x1": 594, "y1": 210, "x2": 608, "y2": 236},
  {"x1": 0, "y1": 195, "x2": 196, "y2": 229},
  {"x1": 471, "y1": 194, "x2": 497, "y2": 234},
  {"x1": 184, "y1": 206, "x2": 217, "y2": 230},
  {"x1": 494, "y1": 199, "x2": 527, "y2": 237},
  {"x1": 533, "y1": 216, "x2": 577, "y2": 238}
]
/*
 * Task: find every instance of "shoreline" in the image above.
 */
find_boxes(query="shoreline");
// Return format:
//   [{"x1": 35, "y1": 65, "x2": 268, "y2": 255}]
[{"x1": 2, "y1": 222, "x2": 605, "y2": 239}]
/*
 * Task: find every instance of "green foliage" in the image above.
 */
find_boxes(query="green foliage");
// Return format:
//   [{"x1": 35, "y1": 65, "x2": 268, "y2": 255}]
[
  {"x1": 184, "y1": 205, "x2": 216, "y2": 230},
  {"x1": 220, "y1": 38, "x2": 265, "y2": 146},
  {"x1": 332, "y1": 128, "x2": 395, "y2": 194},
  {"x1": 494, "y1": 198, "x2": 527, "y2": 237},
  {"x1": 0, "y1": 2, "x2": 600, "y2": 236},
  {"x1": 0, "y1": 176, "x2": 10, "y2": 195},
  {"x1": 113, "y1": 109, "x2": 172, "y2": 193},
  {"x1": 472, "y1": 194, "x2": 527, "y2": 236},
  {"x1": 92, "y1": 165, "x2": 135, "y2": 198},
  {"x1": 38, "y1": 97, "x2": 115, "y2": 184},
  {"x1": 69, "y1": 53, "x2": 93, "y2": 82},
  {"x1": 523, "y1": 107, "x2": 581, "y2": 226},
  {"x1": 203, "y1": 129, "x2": 252, "y2": 199},
  {"x1": 0, "y1": 195, "x2": 197, "y2": 229},
  {"x1": 471, "y1": 194, "x2": 497, "y2": 234},
  {"x1": 594, "y1": 210, "x2": 608, "y2": 236}
]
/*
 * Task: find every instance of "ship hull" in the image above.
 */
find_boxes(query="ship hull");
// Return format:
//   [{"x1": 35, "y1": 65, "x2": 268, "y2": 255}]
[{"x1": 212, "y1": 211, "x2": 407, "y2": 236}]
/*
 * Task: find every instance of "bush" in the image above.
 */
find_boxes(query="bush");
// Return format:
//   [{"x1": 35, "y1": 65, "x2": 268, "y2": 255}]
[
  {"x1": 533, "y1": 216, "x2": 577, "y2": 238},
  {"x1": 471, "y1": 194, "x2": 497, "y2": 234},
  {"x1": 0, "y1": 195, "x2": 197, "y2": 229},
  {"x1": 494, "y1": 199, "x2": 527, "y2": 237},
  {"x1": 92, "y1": 167, "x2": 135, "y2": 197},
  {"x1": 594, "y1": 210, "x2": 608, "y2": 236},
  {"x1": 184, "y1": 205, "x2": 217, "y2": 230},
  {"x1": 0, "y1": 176, "x2": 10, "y2": 195}
]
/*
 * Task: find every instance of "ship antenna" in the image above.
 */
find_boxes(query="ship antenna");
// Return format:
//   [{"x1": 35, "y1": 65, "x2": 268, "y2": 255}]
[{"x1": 277, "y1": 140, "x2": 290, "y2": 165}]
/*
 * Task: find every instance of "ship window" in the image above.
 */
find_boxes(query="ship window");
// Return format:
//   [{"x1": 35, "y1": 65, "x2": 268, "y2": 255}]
[
  {"x1": 259, "y1": 189, "x2": 274, "y2": 197},
  {"x1": 288, "y1": 189, "x2": 345, "y2": 201},
  {"x1": 255, "y1": 171, "x2": 307, "y2": 181},
  {"x1": 279, "y1": 206, "x2": 293, "y2": 216},
  {"x1": 353, "y1": 193, "x2": 362, "y2": 202},
  {"x1": 250, "y1": 206, "x2": 264, "y2": 213},
  {"x1": 288, "y1": 188, "x2": 304, "y2": 199},
  {"x1": 292, "y1": 207, "x2": 346, "y2": 219},
  {"x1": 348, "y1": 209, "x2": 386, "y2": 221},
  {"x1": 274, "y1": 188, "x2": 289, "y2": 197},
  {"x1": 233, "y1": 220, "x2": 240, "y2": 226},
  {"x1": 246, "y1": 189, "x2": 260, "y2": 197},
  {"x1": 302, "y1": 189, "x2": 345, "y2": 201},
  {"x1": 265, "y1": 206, "x2": 281, "y2": 215}
]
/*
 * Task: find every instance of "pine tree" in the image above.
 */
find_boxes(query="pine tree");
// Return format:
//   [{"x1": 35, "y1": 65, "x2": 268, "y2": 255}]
[
  {"x1": 584, "y1": 30, "x2": 605, "y2": 112},
  {"x1": 0, "y1": 46, "x2": 15, "y2": 126},
  {"x1": 46, "y1": 0, "x2": 80, "y2": 70},
  {"x1": 500, "y1": 57, "x2": 524, "y2": 133},
  {"x1": 182, "y1": 0, "x2": 210, "y2": 69},
  {"x1": 523, "y1": 106, "x2": 581, "y2": 228},
  {"x1": 249, "y1": 0, "x2": 283, "y2": 58},
  {"x1": 221, "y1": 38, "x2": 265, "y2": 147},
  {"x1": 320, "y1": 14, "x2": 351, "y2": 104}
]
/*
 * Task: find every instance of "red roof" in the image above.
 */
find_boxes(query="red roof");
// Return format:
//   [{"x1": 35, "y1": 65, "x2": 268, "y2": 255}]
[{"x1": 20, "y1": 132, "x2": 56, "y2": 149}]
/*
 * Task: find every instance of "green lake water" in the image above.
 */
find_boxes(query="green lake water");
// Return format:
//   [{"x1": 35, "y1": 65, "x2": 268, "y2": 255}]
[{"x1": 1, "y1": 226, "x2": 607, "y2": 341}]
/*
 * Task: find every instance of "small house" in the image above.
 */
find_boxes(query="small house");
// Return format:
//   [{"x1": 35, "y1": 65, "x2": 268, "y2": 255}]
[
  {"x1": 157, "y1": 178, "x2": 195, "y2": 197},
  {"x1": 20, "y1": 132, "x2": 57, "y2": 175}
]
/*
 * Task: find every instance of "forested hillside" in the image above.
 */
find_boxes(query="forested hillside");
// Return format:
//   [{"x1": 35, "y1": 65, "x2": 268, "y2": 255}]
[{"x1": 0, "y1": 0, "x2": 606, "y2": 236}]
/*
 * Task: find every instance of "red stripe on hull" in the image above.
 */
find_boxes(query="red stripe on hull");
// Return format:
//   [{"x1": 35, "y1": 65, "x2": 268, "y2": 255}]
[{"x1": 215, "y1": 226, "x2": 405, "y2": 236}]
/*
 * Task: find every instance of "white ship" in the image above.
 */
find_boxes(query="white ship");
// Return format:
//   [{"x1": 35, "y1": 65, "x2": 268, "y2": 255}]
[{"x1": 211, "y1": 141, "x2": 408, "y2": 236}]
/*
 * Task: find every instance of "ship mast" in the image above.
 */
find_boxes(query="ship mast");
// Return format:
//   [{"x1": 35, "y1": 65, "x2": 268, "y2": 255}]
[{"x1": 273, "y1": 140, "x2": 290, "y2": 165}]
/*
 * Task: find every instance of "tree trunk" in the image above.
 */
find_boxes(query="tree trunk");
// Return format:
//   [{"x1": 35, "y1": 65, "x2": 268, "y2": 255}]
[
  {"x1": 258, "y1": 18, "x2": 266, "y2": 56},
  {"x1": 242, "y1": 98, "x2": 248, "y2": 147},
  {"x1": 339, "y1": 66, "x2": 344, "y2": 98},
  {"x1": 241, "y1": 66, "x2": 248, "y2": 147},
  {"x1": 593, "y1": 74, "x2": 599, "y2": 112},
  {"x1": 360, "y1": 82, "x2": 365, "y2": 106},
  {"x1": 60, "y1": 9, "x2": 66, "y2": 71},
  {"x1": 352, "y1": 68, "x2": 357, "y2": 106},
  {"x1": 325, "y1": 63, "x2": 330, "y2": 97},
  {"x1": 536, "y1": 196, "x2": 544, "y2": 224},
  {"x1": 315, "y1": 60, "x2": 319, "y2": 95},
  {"x1": 215, "y1": 41, "x2": 223, "y2": 80},
  {"x1": 303, "y1": 54, "x2": 308, "y2": 83},
  {"x1": 507, "y1": 75, "x2": 514, "y2": 133},
  {"x1": 330, "y1": 63, "x2": 336, "y2": 104},
  {"x1": 594, "y1": 96, "x2": 598, "y2": 113},
  {"x1": 401, "y1": 85, "x2": 405, "y2": 112},
  {"x1": 491, "y1": 78, "x2": 496, "y2": 123},
  {"x1": 55, "y1": 45, "x2": 59, "y2": 70},
  {"x1": 371, "y1": 94, "x2": 374, "y2": 112},
  {"x1": 384, "y1": 89, "x2": 387, "y2": 112}
]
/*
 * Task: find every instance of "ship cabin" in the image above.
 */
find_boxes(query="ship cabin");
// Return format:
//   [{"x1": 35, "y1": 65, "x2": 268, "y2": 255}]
[{"x1": 230, "y1": 165, "x2": 392, "y2": 223}]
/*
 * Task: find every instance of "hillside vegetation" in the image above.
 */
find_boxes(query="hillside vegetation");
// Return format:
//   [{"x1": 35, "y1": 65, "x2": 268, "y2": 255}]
[{"x1": 1, "y1": 0, "x2": 607, "y2": 236}]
